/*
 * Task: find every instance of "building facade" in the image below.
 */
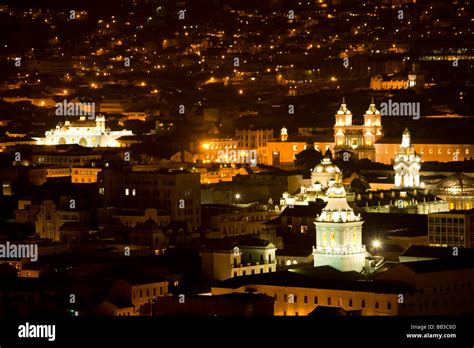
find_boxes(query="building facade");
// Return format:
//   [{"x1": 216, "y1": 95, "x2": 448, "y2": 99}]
[
  {"x1": 34, "y1": 116, "x2": 133, "y2": 147},
  {"x1": 101, "y1": 169, "x2": 201, "y2": 230},
  {"x1": 428, "y1": 210, "x2": 474, "y2": 248}
]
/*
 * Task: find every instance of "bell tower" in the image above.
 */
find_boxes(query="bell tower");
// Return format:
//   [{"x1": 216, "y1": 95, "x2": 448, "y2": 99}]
[{"x1": 313, "y1": 182, "x2": 367, "y2": 272}]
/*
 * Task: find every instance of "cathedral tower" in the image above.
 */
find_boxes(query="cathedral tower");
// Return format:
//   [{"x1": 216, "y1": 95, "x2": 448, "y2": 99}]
[{"x1": 313, "y1": 182, "x2": 367, "y2": 272}]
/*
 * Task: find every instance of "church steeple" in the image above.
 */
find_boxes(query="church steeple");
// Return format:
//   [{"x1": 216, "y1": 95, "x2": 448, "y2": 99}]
[{"x1": 394, "y1": 128, "x2": 421, "y2": 188}]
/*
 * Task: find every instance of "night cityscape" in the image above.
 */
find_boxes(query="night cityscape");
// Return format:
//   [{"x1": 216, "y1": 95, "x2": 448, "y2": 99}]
[{"x1": 0, "y1": 0, "x2": 473, "y2": 345}]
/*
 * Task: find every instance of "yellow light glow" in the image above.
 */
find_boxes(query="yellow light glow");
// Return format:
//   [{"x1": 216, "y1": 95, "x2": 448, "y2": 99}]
[{"x1": 202, "y1": 143, "x2": 210, "y2": 150}]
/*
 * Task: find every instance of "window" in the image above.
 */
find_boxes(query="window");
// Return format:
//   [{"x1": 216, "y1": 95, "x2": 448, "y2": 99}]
[
  {"x1": 387, "y1": 302, "x2": 392, "y2": 310},
  {"x1": 304, "y1": 296, "x2": 308, "y2": 304},
  {"x1": 361, "y1": 300, "x2": 366, "y2": 308},
  {"x1": 375, "y1": 302, "x2": 379, "y2": 309},
  {"x1": 314, "y1": 296, "x2": 318, "y2": 304},
  {"x1": 348, "y1": 299, "x2": 353, "y2": 307},
  {"x1": 274, "y1": 294, "x2": 277, "y2": 301},
  {"x1": 139, "y1": 290, "x2": 143, "y2": 298},
  {"x1": 284, "y1": 294, "x2": 287, "y2": 302},
  {"x1": 328, "y1": 297, "x2": 332, "y2": 305},
  {"x1": 160, "y1": 287, "x2": 163, "y2": 295},
  {"x1": 233, "y1": 272, "x2": 237, "y2": 277},
  {"x1": 338, "y1": 298, "x2": 342, "y2": 306}
]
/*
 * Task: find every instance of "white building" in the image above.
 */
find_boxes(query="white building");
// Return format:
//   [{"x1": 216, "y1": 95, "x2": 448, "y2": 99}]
[
  {"x1": 394, "y1": 128, "x2": 421, "y2": 188},
  {"x1": 280, "y1": 157, "x2": 342, "y2": 206},
  {"x1": 313, "y1": 183, "x2": 367, "y2": 272},
  {"x1": 34, "y1": 116, "x2": 133, "y2": 147}
]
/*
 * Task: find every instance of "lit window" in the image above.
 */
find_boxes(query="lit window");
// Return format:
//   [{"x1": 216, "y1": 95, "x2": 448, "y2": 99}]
[
  {"x1": 132, "y1": 189, "x2": 136, "y2": 196},
  {"x1": 125, "y1": 188, "x2": 129, "y2": 196}
]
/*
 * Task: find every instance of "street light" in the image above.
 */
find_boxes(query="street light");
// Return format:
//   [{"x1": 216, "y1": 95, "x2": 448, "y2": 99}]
[{"x1": 372, "y1": 240, "x2": 381, "y2": 249}]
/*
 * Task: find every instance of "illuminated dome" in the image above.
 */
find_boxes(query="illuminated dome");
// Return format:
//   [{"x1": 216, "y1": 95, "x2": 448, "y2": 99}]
[
  {"x1": 435, "y1": 173, "x2": 474, "y2": 197},
  {"x1": 313, "y1": 157, "x2": 341, "y2": 174}
]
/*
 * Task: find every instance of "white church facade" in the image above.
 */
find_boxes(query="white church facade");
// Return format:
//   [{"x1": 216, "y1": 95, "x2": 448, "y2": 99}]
[{"x1": 34, "y1": 116, "x2": 133, "y2": 148}]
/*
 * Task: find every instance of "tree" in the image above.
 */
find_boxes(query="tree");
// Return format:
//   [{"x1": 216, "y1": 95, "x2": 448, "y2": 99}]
[{"x1": 294, "y1": 148, "x2": 323, "y2": 169}]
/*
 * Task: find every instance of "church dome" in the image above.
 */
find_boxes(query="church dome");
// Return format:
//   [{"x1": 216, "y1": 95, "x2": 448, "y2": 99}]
[
  {"x1": 435, "y1": 173, "x2": 474, "y2": 197},
  {"x1": 313, "y1": 158, "x2": 341, "y2": 174}
]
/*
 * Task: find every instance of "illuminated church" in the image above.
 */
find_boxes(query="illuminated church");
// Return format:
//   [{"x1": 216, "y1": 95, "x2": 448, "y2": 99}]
[
  {"x1": 34, "y1": 116, "x2": 133, "y2": 147},
  {"x1": 334, "y1": 98, "x2": 383, "y2": 162},
  {"x1": 394, "y1": 128, "x2": 421, "y2": 188},
  {"x1": 313, "y1": 181, "x2": 367, "y2": 272}
]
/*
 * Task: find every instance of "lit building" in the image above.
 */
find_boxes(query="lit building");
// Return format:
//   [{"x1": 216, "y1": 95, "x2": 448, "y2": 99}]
[
  {"x1": 370, "y1": 73, "x2": 420, "y2": 91},
  {"x1": 71, "y1": 167, "x2": 102, "y2": 184},
  {"x1": 200, "y1": 240, "x2": 277, "y2": 281},
  {"x1": 34, "y1": 116, "x2": 133, "y2": 147},
  {"x1": 394, "y1": 128, "x2": 421, "y2": 188},
  {"x1": 428, "y1": 210, "x2": 474, "y2": 248},
  {"x1": 435, "y1": 173, "x2": 474, "y2": 210},
  {"x1": 212, "y1": 267, "x2": 403, "y2": 316},
  {"x1": 313, "y1": 183, "x2": 367, "y2": 272},
  {"x1": 110, "y1": 278, "x2": 169, "y2": 313},
  {"x1": 257, "y1": 99, "x2": 474, "y2": 166},
  {"x1": 280, "y1": 157, "x2": 341, "y2": 206},
  {"x1": 334, "y1": 98, "x2": 383, "y2": 161},
  {"x1": 34, "y1": 200, "x2": 83, "y2": 241}
]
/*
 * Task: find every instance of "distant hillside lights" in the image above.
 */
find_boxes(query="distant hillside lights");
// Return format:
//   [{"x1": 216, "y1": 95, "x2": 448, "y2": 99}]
[{"x1": 55, "y1": 100, "x2": 95, "y2": 120}]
